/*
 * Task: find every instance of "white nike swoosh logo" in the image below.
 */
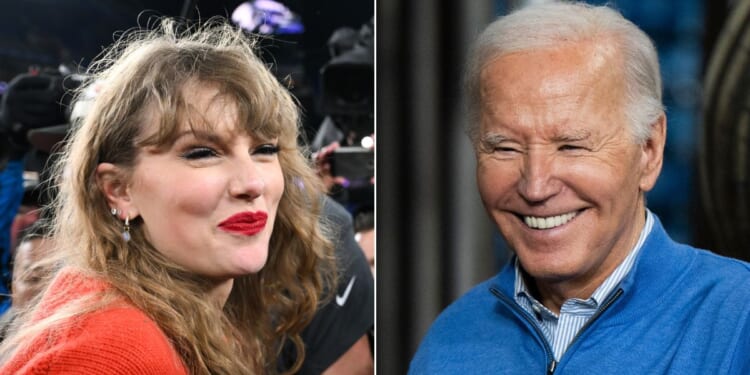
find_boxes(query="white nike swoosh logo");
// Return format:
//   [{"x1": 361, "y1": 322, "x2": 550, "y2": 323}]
[{"x1": 336, "y1": 276, "x2": 357, "y2": 306}]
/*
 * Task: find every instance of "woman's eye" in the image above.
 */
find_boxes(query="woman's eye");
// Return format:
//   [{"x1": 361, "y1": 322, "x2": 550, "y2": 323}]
[
  {"x1": 253, "y1": 144, "x2": 280, "y2": 156},
  {"x1": 181, "y1": 147, "x2": 218, "y2": 160}
]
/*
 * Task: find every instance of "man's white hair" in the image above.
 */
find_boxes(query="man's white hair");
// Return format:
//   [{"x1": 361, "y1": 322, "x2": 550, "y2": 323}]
[{"x1": 465, "y1": 1, "x2": 664, "y2": 145}]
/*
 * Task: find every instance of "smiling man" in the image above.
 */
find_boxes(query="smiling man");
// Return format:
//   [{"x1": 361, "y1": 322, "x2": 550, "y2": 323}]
[{"x1": 409, "y1": 2, "x2": 750, "y2": 374}]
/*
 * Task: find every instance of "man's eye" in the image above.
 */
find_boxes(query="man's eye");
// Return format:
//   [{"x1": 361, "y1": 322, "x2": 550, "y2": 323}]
[
  {"x1": 181, "y1": 147, "x2": 218, "y2": 160},
  {"x1": 559, "y1": 144, "x2": 584, "y2": 151},
  {"x1": 253, "y1": 144, "x2": 280, "y2": 155},
  {"x1": 495, "y1": 146, "x2": 520, "y2": 153}
]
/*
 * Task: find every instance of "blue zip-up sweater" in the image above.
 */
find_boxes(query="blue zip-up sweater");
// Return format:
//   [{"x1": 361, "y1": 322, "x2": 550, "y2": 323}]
[{"x1": 410, "y1": 215, "x2": 750, "y2": 374}]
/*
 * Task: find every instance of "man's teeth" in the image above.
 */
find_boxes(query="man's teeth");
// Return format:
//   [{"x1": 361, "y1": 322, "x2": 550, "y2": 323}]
[{"x1": 523, "y1": 212, "x2": 577, "y2": 229}]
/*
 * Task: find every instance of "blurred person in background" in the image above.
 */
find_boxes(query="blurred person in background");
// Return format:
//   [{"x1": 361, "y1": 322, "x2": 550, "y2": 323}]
[
  {"x1": 410, "y1": 2, "x2": 750, "y2": 374},
  {"x1": 9, "y1": 228, "x2": 54, "y2": 311},
  {"x1": 279, "y1": 197, "x2": 374, "y2": 374},
  {"x1": 0, "y1": 158, "x2": 23, "y2": 313},
  {"x1": 0, "y1": 225, "x2": 55, "y2": 341},
  {"x1": 0, "y1": 17, "x2": 336, "y2": 374}
]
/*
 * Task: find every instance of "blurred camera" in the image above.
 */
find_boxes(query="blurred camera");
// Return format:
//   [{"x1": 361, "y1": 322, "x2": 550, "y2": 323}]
[
  {"x1": 330, "y1": 147, "x2": 374, "y2": 182},
  {"x1": 319, "y1": 19, "x2": 373, "y2": 138},
  {"x1": 0, "y1": 67, "x2": 83, "y2": 168}
]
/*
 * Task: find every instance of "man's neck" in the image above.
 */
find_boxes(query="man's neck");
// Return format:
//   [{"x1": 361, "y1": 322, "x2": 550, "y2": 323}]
[{"x1": 525, "y1": 208, "x2": 647, "y2": 314}]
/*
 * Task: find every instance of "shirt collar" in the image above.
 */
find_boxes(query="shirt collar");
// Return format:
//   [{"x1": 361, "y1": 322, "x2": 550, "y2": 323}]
[{"x1": 514, "y1": 210, "x2": 655, "y2": 311}]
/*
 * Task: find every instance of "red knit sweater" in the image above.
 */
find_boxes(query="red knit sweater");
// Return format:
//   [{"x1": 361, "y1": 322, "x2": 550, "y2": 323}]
[{"x1": 0, "y1": 269, "x2": 188, "y2": 374}]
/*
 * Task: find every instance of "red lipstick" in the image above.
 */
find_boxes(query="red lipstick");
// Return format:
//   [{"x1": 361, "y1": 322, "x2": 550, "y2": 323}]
[{"x1": 218, "y1": 211, "x2": 268, "y2": 236}]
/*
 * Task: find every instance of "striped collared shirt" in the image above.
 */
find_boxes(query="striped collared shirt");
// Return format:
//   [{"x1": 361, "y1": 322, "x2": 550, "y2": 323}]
[{"x1": 514, "y1": 210, "x2": 654, "y2": 361}]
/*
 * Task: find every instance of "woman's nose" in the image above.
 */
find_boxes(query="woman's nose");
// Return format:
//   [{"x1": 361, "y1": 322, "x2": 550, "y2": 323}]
[{"x1": 229, "y1": 159, "x2": 266, "y2": 201}]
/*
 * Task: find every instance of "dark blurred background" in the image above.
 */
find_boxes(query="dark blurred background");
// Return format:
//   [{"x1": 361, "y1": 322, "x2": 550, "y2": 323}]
[
  {"x1": 0, "y1": 0, "x2": 372, "y2": 140},
  {"x1": 376, "y1": 0, "x2": 750, "y2": 374}
]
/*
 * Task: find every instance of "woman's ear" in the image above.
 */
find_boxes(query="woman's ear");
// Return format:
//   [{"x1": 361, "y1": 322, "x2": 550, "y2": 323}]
[{"x1": 96, "y1": 163, "x2": 139, "y2": 219}]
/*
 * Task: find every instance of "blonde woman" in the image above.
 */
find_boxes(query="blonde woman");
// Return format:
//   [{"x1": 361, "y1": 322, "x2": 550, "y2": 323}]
[{"x1": 0, "y1": 18, "x2": 334, "y2": 374}]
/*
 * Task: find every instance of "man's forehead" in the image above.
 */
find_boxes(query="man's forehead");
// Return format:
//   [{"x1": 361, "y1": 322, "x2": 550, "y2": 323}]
[{"x1": 480, "y1": 39, "x2": 621, "y2": 91}]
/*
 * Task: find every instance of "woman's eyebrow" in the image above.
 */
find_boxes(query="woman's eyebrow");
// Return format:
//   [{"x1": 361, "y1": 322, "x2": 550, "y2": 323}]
[{"x1": 173, "y1": 130, "x2": 229, "y2": 144}]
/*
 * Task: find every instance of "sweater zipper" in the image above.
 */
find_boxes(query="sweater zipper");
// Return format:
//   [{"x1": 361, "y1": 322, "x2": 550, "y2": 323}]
[
  {"x1": 563, "y1": 288, "x2": 624, "y2": 356},
  {"x1": 490, "y1": 287, "x2": 624, "y2": 374},
  {"x1": 490, "y1": 287, "x2": 557, "y2": 374}
]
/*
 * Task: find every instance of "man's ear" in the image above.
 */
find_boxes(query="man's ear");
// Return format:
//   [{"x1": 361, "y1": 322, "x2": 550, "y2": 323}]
[
  {"x1": 96, "y1": 163, "x2": 139, "y2": 219},
  {"x1": 638, "y1": 114, "x2": 667, "y2": 192}
]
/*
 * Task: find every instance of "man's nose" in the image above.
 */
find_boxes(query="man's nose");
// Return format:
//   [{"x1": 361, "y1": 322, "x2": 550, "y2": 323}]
[{"x1": 517, "y1": 150, "x2": 562, "y2": 203}]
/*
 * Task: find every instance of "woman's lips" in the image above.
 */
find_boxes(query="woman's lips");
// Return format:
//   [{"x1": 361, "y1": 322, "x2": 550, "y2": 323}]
[{"x1": 218, "y1": 211, "x2": 268, "y2": 236}]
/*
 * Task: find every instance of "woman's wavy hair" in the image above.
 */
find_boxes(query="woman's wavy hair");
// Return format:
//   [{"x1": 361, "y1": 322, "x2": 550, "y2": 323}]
[{"x1": 0, "y1": 17, "x2": 335, "y2": 374}]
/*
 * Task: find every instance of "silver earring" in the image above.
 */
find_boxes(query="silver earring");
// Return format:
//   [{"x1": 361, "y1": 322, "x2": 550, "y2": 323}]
[
  {"x1": 111, "y1": 208, "x2": 119, "y2": 216},
  {"x1": 122, "y1": 215, "x2": 131, "y2": 242}
]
